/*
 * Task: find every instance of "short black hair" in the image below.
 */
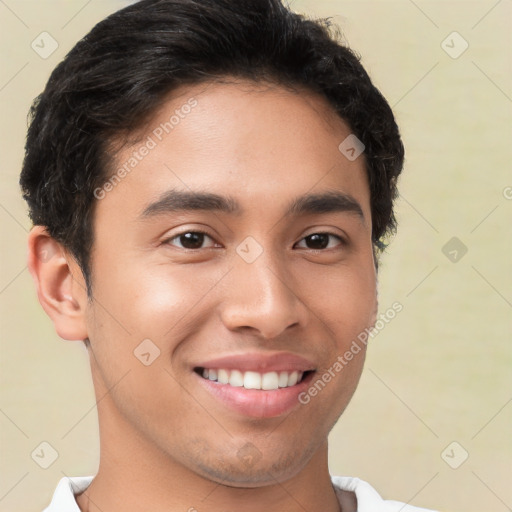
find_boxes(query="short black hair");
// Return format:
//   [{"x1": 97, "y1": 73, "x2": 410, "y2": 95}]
[{"x1": 20, "y1": 0, "x2": 404, "y2": 295}]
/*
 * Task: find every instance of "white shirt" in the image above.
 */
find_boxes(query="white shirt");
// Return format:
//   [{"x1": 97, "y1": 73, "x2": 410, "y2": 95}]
[{"x1": 43, "y1": 475, "x2": 438, "y2": 511}]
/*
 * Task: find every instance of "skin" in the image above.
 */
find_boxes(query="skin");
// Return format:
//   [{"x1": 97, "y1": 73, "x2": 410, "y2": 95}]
[{"x1": 28, "y1": 80, "x2": 378, "y2": 512}]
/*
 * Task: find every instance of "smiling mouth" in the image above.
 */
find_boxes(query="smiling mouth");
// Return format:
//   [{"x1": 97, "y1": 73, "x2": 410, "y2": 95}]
[{"x1": 194, "y1": 367, "x2": 314, "y2": 391}]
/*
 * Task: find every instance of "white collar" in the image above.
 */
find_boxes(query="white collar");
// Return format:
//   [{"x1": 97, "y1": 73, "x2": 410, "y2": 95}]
[{"x1": 43, "y1": 475, "x2": 437, "y2": 512}]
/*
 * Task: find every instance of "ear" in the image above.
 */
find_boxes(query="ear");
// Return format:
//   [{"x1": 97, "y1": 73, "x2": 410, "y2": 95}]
[{"x1": 27, "y1": 226, "x2": 88, "y2": 341}]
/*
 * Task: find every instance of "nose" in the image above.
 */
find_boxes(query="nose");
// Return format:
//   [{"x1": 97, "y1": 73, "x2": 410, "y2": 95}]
[{"x1": 219, "y1": 252, "x2": 309, "y2": 340}]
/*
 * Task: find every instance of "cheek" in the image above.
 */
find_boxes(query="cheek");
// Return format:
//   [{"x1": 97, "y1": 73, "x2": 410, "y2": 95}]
[
  {"x1": 84, "y1": 261, "x2": 204, "y2": 433},
  {"x1": 89, "y1": 259, "x2": 197, "y2": 334},
  {"x1": 85, "y1": 257, "x2": 231, "y2": 373},
  {"x1": 299, "y1": 258, "x2": 377, "y2": 336}
]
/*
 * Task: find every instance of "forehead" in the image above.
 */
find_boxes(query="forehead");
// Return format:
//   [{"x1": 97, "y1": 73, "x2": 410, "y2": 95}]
[{"x1": 98, "y1": 79, "x2": 371, "y2": 226}]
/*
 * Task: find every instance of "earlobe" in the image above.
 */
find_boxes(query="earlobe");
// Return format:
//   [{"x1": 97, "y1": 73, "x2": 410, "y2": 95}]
[{"x1": 27, "y1": 226, "x2": 89, "y2": 341}]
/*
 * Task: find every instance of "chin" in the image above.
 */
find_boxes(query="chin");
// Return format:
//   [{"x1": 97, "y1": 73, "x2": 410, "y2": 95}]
[{"x1": 191, "y1": 443, "x2": 318, "y2": 488}]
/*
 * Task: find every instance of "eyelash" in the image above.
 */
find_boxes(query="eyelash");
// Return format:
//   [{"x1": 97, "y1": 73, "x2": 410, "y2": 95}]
[{"x1": 163, "y1": 229, "x2": 347, "y2": 251}]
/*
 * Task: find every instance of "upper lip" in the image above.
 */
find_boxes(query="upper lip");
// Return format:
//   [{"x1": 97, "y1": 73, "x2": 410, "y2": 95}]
[{"x1": 194, "y1": 352, "x2": 317, "y2": 373}]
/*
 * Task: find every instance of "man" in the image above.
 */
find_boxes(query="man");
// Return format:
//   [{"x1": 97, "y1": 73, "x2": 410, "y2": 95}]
[{"x1": 20, "y1": 0, "x2": 437, "y2": 510}]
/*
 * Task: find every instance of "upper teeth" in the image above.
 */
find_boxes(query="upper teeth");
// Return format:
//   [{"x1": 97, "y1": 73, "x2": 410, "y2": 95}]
[{"x1": 201, "y1": 368, "x2": 304, "y2": 390}]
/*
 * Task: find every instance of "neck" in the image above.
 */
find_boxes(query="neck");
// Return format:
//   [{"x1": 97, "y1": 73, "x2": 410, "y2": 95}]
[{"x1": 76, "y1": 397, "x2": 342, "y2": 512}]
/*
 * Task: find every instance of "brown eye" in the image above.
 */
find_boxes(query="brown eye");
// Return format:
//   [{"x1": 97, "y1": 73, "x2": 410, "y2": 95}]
[
  {"x1": 295, "y1": 233, "x2": 344, "y2": 250},
  {"x1": 165, "y1": 231, "x2": 218, "y2": 250}
]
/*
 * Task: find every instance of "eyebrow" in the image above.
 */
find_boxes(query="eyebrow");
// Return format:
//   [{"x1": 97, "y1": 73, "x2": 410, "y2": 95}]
[{"x1": 139, "y1": 189, "x2": 364, "y2": 222}]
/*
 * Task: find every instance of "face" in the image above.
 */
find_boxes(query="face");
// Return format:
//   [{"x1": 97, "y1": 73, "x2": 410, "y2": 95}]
[{"x1": 84, "y1": 80, "x2": 377, "y2": 486}]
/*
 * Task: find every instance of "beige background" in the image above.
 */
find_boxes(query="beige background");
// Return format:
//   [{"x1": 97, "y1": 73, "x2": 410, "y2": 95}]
[{"x1": 1, "y1": 1, "x2": 511, "y2": 511}]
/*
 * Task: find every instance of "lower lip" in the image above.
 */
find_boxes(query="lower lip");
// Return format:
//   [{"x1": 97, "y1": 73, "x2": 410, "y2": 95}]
[{"x1": 196, "y1": 372, "x2": 315, "y2": 418}]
